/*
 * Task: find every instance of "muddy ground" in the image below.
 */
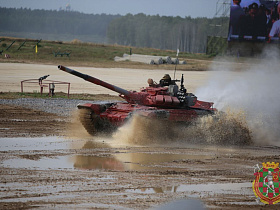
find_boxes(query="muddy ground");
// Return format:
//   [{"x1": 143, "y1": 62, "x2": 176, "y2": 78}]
[
  {"x1": 0, "y1": 103, "x2": 280, "y2": 210},
  {"x1": 1, "y1": 63, "x2": 280, "y2": 209}
]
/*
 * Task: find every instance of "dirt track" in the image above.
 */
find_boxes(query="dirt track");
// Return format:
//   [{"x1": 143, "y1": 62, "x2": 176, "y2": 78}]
[
  {"x1": 0, "y1": 63, "x2": 212, "y2": 94},
  {"x1": 0, "y1": 104, "x2": 66, "y2": 138},
  {"x1": 0, "y1": 63, "x2": 280, "y2": 209}
]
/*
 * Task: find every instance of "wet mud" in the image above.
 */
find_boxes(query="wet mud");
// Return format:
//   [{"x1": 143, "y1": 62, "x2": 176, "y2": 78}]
[
  {"x1": 0, "y1": 104, "x2": 67, "y2": 138},
  {"x1": 1, "y1": 104, "x2": 280, "y2": 209}
]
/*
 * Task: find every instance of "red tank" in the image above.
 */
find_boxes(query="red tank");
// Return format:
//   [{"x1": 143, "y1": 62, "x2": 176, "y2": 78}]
[{"x1": 58, "y1": 65, "x2": 216, "y2": 135}]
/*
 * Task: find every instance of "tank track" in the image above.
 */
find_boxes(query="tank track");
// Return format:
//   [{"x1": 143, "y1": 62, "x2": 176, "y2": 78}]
[{"x1": 79, "y1": 108, "x2": 115, "y2": 136}]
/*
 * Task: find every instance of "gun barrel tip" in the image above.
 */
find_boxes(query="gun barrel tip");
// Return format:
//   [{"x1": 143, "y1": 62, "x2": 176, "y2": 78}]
[{"x1": 58, "y1": 65, "x2": 62, "y2": 69}]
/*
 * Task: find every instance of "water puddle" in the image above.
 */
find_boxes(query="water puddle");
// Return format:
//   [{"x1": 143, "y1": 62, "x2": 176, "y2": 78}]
[
  {"x1": 1, "y1": 137, "x2": 213, "y2": 171},
  {"x1": 0, "y1": 137, "x2": 71, "y2": 151},
  {"x1": 3, "y1": 152, "x2": 212, "y2": 171},
  {"x1": 125, "y1": 182, "x2": 255, "y2": 206},
  {"x1": 125, "y1": 182, "x2": 252, "y2": 194},
  {"x1": 74, "y1": 153, "x2": 212, "y2": 171},
  {"x1": 3, "y1": 155, "x2": 75, "y2": 170}
]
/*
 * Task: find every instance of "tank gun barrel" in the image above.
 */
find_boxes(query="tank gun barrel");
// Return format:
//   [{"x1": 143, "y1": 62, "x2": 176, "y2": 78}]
[{"x1": 58, "y1": 65, "x2": 130, "y2": 96}]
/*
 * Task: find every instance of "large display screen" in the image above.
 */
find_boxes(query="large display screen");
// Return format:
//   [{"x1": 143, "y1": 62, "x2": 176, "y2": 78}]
[{"x1": 228, "y1": 0, "x2": 280, "y2": 42}]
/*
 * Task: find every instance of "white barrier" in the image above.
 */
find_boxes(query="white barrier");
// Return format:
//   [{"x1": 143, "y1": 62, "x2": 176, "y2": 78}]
[{"x1": 114, "y1": 54, "x2": 186, "y2": 65}]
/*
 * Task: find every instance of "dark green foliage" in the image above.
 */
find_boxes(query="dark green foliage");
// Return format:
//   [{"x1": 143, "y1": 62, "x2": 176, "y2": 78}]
[
  {"x1": 0, "y1": 7, "x2": 120, "y2": 43},
  {"x1": 1, "y1": 7, "x2": 229, "y2": 53},
  {"x1": 107, "y1": 14, "x2": 229, "y2": 53}
]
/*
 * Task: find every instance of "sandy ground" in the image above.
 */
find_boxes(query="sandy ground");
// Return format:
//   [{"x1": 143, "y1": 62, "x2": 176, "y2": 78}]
[
  {"x1": 0, "y1": 63, "x2": 280, "y2": 209},
  {"x1": 0, "y1": 63, "x2": 214, "y2": 95}
]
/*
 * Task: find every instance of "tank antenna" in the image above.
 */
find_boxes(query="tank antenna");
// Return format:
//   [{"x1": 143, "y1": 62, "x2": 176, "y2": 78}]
[{"x1": 173, "y1": 48, "x2": 179, "y2": 80}]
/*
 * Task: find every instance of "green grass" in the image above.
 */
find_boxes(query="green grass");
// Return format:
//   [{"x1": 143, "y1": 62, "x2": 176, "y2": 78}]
[{"x1": 0, "y1": 37, "x2": 213, "y2": 70}]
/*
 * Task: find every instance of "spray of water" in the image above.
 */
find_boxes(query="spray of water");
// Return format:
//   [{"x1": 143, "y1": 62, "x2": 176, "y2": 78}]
[
  {"x1": 196, "y1": 47, "x2": 280, "y2": 145},
  {"x1": 112, "y1": 111, "x2": 252, "y2": 146},
  {"x1": 65, "y1": 110, "x2": 93, "y2": 139},
  {"x1": 194, "y1": 109, "x2": 252, "y2": 145},
  {"x1": 112, "y1": 115, "x2": 177, "y2": 145}
]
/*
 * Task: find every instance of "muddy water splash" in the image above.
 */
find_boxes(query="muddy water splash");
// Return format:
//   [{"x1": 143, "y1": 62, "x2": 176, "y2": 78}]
[
  {"x1": 65, "y1": 110, "x2": 93, "y2": 139},
  {"x1": 113, "y1": 111, "x2": 252, "y2": 146},
  {"x1": 113, "y1": 115, "x2": 177, "y2": 145},
  {"x1": 196, "y1": 49, "x2": 280, "y2": 145},
  {"x1": 194, "y1": 110, "x2": 252, "y2": 145}
]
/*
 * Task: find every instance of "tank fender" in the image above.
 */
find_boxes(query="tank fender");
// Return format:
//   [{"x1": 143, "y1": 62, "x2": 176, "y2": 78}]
[{"x1": 77, "y1": 103, "x2": 115, "y2": 114}]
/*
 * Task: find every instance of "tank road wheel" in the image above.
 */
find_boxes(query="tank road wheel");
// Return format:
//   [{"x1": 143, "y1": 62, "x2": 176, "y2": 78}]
[{"x1": 79, "y1": 108, "x2": 115, "y2": 136}]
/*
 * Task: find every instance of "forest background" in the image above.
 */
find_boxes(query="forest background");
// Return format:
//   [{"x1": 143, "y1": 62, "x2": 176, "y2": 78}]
[{"x1": 0, "y1": 7, "x2": 229, "y2": 53}]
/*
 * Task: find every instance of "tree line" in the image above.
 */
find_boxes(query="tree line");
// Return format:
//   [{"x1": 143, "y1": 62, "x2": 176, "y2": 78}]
[
  {"x1": 0, "y1": 7, "x2": 119, "y2": 42},
  {"x1": 1, "y1": 7, "x2": 229, "y2": 53},
  {"x1": 107, "y1": 13, "x2": 229, "y2": 53}
]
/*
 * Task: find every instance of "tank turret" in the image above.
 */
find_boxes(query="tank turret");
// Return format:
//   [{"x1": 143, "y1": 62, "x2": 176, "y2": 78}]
[{"x1": 58, "y1": 65, "x2": 213, "y2": 110}]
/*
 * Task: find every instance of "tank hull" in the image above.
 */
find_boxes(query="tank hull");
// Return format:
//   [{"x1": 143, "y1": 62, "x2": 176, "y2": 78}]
[{"x1": 78, "y1": 102, "x2": 214, "y2": 136}]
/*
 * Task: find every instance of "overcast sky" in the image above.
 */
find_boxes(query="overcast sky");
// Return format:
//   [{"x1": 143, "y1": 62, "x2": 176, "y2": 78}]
[{"x1": 0, "y1": 0, "x2": 219, "y2": 18}]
